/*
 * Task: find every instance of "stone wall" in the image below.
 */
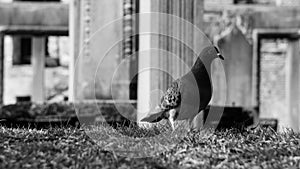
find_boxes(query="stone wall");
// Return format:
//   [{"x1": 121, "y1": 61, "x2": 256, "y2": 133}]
[
  {"x1": 204, "y1": 0, "x2": 300, "y2": 6},
  {"x1": 259, "y1": 40, "x2": 288, "y2": 125},
  {"x1": 204, "y1": 5, "x2": 300, "y2": 41},
  {"x1": 71, "y1": 0, "x2": 125, "y2": 100}
]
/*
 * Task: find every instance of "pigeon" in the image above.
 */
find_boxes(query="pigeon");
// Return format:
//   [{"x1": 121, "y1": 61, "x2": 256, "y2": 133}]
[{"x1": 141, "y1": 46, "x2": 224, "y2": 130}]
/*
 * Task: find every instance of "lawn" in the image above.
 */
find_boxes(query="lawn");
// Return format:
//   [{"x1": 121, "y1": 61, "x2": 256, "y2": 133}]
[{"x1": 1, "y1": 124, "x2": 300, "y2": 169}]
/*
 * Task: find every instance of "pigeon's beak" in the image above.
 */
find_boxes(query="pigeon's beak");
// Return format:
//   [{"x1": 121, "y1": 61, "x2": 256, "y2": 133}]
[
  {"x1": 214, "y1": 46, "x2": 224, "y2": 60},
  {"x1": 218, "y1": 53, "x2": 224, "y2": 60}
]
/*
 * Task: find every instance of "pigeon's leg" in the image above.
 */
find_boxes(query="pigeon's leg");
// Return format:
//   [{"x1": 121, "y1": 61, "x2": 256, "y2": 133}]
[
  {"x1": 168, "y1": 109, "x2": 177, "y2": 131},
  {"x1": 188, "y1": 117, "x2": 196, "y2": 132}
]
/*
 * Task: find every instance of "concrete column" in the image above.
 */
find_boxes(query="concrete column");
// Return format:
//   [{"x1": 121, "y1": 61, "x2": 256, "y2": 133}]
[
  {"x1": 172, "y1": 0, "x2": 180, "y2": 79},
  {"x1": 286, "y1": 39, "x2": 300, "y2": 131},
  {"x1": 0, "y1": 33, "x2": 4, "y2": 105},
  {"x1": 191, "y1": 0, "x2": 205, "y2": 129},
  {"x1": 137, "y1": 0, "x2": 156, "y2": 121},
  {"x1": 138, "y1": 0, "x2": 205, "y2": 122},
  {"x1": 68, "y1": 0, "x2": 82, "y2": 102},
  {"x1": 31, "y1": 37, "x2": 45, "y2": 103},
  {"x1": 193, "y1": 0, "x2": 205, "y2": 58}
]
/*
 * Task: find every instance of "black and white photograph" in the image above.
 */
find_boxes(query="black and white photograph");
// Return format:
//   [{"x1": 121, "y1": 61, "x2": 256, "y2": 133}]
[{"x1": 0, "y1": 0, "x2": 300, "y2": 168}]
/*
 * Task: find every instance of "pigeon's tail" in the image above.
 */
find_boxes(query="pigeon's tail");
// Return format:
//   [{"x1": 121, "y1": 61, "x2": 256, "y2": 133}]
[{"x1": 140, "y1": 106, "x2": 165, "y2": 123}]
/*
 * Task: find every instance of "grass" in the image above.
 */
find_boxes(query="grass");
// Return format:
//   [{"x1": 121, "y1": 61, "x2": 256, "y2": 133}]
[{"x1": 1, "y1": 123, "x2": 300, "y2": 169}]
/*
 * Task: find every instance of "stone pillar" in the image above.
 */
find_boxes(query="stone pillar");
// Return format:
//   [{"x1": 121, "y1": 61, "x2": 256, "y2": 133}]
[
  {"x1": 71, "y1": 0, "x2": 123, "y2": 101},
  {"x1": 137, "y1": 0, "x2": 158, "y2": 120},
  {"x1": 286, "y1": 39, "x2": 300, "y2": 131},
  {"x1": 138, "y1": 0, "x2": 205, "y2": 121},
  {"x1": 31, "y1": 37, "x2": 46, "y2": 103},
  {"x1": 68, "y1": 0, "x2": 82, "y2": 101},
  {"x1": 0, "y1": 33, "x2": 4, "y2": 104}
]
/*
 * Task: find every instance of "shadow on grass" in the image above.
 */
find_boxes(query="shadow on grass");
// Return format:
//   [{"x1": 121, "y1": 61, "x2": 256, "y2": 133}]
[{"x1": 82, "y1": 120, "x2": 191, "y2": 158}]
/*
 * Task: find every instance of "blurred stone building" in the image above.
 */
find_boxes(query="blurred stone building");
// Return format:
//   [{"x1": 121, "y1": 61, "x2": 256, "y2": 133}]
[
  {"x1": 0, "y1": 0, "x2": 299, "y2": 130},
  {"x1": 0, "y1": 0, "x2": 69, "y2": 104}
]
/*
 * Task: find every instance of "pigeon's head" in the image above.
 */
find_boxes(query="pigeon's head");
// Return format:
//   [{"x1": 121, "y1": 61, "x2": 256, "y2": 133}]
[
  {"x1": 200, "y1": 46, "x2": 224, "y2": 61},
  {"x1": 192, "y1": 46, "x2": 224, "y2": 71}
]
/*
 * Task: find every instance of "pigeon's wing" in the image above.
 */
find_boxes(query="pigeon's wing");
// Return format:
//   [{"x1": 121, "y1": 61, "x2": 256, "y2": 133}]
[{"x1": 140, "y1": 80, "x2": 181, "y2": 122}]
